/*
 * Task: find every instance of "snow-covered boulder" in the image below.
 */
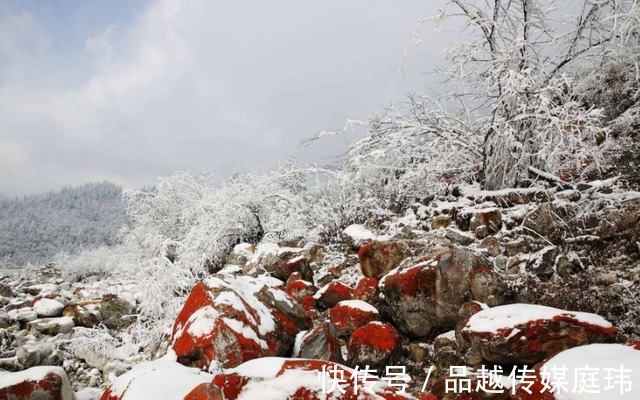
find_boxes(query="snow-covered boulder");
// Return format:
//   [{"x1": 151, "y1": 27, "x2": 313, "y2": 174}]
[
  {"x1": 27, "y1": 317, "x2": 74, "y2": 335},
  {"x1": 172, "y1": 273, "x2": 311, "y2": 369},
  {"x1": 342, "y1": 224, "x2": 377, "y2": 249},
  {"x1": 211, "y1": 357, "x2": 414, "y2": 399},
  {"x1": 461, "y1": 304, "x2": 617, "y2": 365},
  {"x1": 0, "y1": 366, "x2": 73, "y2": 400},
  {"x1": 381, "y1": 248, "x2": 507, "y2": 339},
  {"x1": 512, "y1": 343, "x2": 640, "y2": 399},
  {"x1": 329, "y1": 300, "x2": 379, "y2": 337},
  {"x1": 101, "y1": 359, "x2": 213, "y2": 400},
  {"x1": 346, "y1": 322, "x2": 402, "y2": 370},
  {"x1": 353, "y1": 277, "x2": 381, "y2": 305},
  {"x1": 32, "y1": 298, "x2": 64, "y2": 318},
  {"x1": 183, "y1": 382, "x2": 223, "y2": 400}
]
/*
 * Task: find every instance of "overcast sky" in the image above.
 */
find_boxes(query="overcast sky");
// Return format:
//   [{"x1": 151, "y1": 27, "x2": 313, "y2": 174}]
[{"x1": 0, "y1": 0, "x2": 453, "y2": 196}]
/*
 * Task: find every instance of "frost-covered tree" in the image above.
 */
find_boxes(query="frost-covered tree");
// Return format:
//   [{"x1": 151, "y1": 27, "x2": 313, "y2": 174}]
[{"x1": 433, "y1": 0, "x2": 640, "y2": 188}]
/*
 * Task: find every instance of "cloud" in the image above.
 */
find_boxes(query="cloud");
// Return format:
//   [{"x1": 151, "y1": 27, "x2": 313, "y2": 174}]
[{"x1": 0, "y1": 0, "x2": 443, "y2": 196}]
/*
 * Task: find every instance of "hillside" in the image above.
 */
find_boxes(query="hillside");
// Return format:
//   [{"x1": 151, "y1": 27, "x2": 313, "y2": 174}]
[{"x1": 0, "y1": 182, "x2": 127, "y2": 268}]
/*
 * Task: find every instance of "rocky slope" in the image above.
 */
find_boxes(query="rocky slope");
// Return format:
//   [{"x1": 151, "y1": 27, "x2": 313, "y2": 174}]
[{"x1": 1, "y1": 182, "x2": 639, "y2": 399}]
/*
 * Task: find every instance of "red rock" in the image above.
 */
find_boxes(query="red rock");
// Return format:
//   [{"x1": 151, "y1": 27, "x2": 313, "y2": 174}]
[
  {"x1": 285, "y1": 280, "x2": 317, "y2": 302},
  {"x1": 300, "y1": 296, "x2": 317, "y2": 318},
  {"x1": 0, "y1": 367, "x2": 73, "y2": 400},
  {"x1": 353, "y1": 277, "x2": 380, "y2": 305},
  {"x1": 461, "y1": 304, "x2": 617, "y2": 365},
  {"x1": 211, "y1": 358, "x2": 413, "y2": 399},
  {"x1": 183, "y1": 383, "x2": 224, "y2": 400},
  {"x1": 381, "y1": 248, "x2": 507, "y2": 339},
  {"x1": 172, "y1": 274, "x2": 311, "y2": 369},
  {"x1": 358, "y1": 241, "x2": 412, "y2": 279},
  {"x1": 347, "y1": 322, "x2": 402, "y2": 369},
  {"x1": 314, "y1": 281, "x2": 354, "y2": 309},
  {"x1": 285, "y1": 272, "x2": 303, "y2": 285},
  {"x1": 278, "y1": 256, "x2": 313, "y2": 282},
  {"x1": 329, "y1": 300, "x2": 379, "y2": 337},
  {"x1": 296, "y1": 321, "x2": 343, "y2": 363}
]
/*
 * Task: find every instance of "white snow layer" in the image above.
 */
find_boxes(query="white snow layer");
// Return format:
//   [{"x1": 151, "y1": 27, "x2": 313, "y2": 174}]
[
  {"x1": 342, "y1": 224, "x2": 377, "y2": 241},
  {"x1": 465, "y1": 304, "x2": 612, "y2": 333},
  {"x1": 336, "y1": 300, "x2": 379, "y2": 314}
]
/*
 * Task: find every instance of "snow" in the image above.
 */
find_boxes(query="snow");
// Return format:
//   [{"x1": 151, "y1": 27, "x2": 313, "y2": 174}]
[
  {"x1": 186, "y1": 306, "x2": 219, "y2": 337},
  {"x1": 33, "y1": 298, "x2": 64, "y2": 317},
  {"x1": 465, "y1": 304, "x2": 613, "y2": 333},
  {"x1": 541, "y1": 344, "x2": 640, "y2": 400},
  {"x1": 75, "y1": 388, "x2": 104, "y2": 400},
  {"x1": 222, "y1": 317, "x2": 268, "y2": 349},
  {"x1": 337, "y1": 300, "x2": 379, "y2": 314},
  {"x1": 230, "y1": 357, "x2": 286, "y2": 379},
  {"x1": 292, "y1": 330, "x2": 307, "y2": 357},
  {"x1": 105, "y1": 359, "x2": 213, "y2": 400},
  {"x1": 436, "y1": 330, "x2": 456, "y2": 341}
]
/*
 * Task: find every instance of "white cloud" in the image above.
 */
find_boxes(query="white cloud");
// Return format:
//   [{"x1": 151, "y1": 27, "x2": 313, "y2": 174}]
[{"x1": 0, "y1": 0, "x2": 445, "y2": 196}]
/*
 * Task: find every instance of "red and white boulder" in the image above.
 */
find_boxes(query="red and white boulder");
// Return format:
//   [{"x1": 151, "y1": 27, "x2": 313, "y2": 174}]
[
  {"x1": 461, "y1": 304, "x2": 618, "y2": 365},
  {"x1": 0, "y1": 366, "x2": 73, "y2": 400},
  {"x1": 101, "y1": 359, "x2": 213, "y2": 400},
  {"x1": 347, "y1": 322, "x2": 403, "y2": 370},
  {"x1": 329, "y1": 300, "x2": 380, "y2": 337},
  {"x1": 285, "y1": 280, "x2": 317, "y2": 302},
  {"x1": 313, "y1": 281, "x2": 354, "y2": 309},
  {"x1": 183, "y1": 383, "x2": 224, "y2": 400},
  {"x1": 381, "y1": 248, "x2": 507, "y2": 339},
  {"x1": 512, "y1": 343, "x2": 640, "y2": 399},
  {"x1": 172, "y1": 273, "x2": 311, "y2": 369},
  {"x1": 211, "y1": 357, "x2": 414, "y2": 399}
]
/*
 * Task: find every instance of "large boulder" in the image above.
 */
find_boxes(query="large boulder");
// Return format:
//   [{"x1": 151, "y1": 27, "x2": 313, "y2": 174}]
[
  {"x1": 211, "y1": 357, "x2": 414, "y2": 399},
  {"x1": 0, "y1": 366, "x2": 73, "y2": 400},
  {"x1": 172, "y1": 273, "x2": 311, "y2": 369},
  {"x1": 358, "y1": 241, "x2": 413, "y2": 279},
  {"x1": 101, "y1": 359, "x2": 213, "y2": 400},
  {"x1": 32, "y1": 298, "x2": 64, "y2": 318},
  {"x1": 381, "y1": 248, "x2": 507, "y2": 339},
  {"x1": 461, "y1": 304, "x2": 618, "y2": 365}
]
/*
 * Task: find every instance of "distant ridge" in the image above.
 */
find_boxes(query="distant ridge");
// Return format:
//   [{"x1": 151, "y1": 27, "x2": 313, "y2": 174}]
[{"x1": 0, "y1": 181, "x2": 127, "y2": 267}]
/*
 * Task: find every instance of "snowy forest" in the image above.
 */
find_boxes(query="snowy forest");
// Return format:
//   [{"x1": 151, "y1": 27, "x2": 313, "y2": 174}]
[
  {"x1": 1, "y1": 0, "x2": 640, "y2": 399},
  {"x1": 0, "y1": 182, "x2": 126, "y2": 268}
]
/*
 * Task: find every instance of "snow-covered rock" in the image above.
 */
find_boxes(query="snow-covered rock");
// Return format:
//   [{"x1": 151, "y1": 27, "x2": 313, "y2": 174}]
[
  {"x1": 172, "y1": 273, "x2": 311, "y2": 369},
  {"x1": 329, "y1": 300, "x2": 379, "y2": 337},
  {"x1": 101, "y1": 359, "x2": 213, "y2": 400},
  {"x1": 211, "y1": 357, "x2": 414, "y2": 399},
  {"x1": 0, "y1": 366, "x2": 74, "y2": 400},
  {"x1": 462, "y1": 304, "x2": 617, "y2": 364},
  {"x1": 347, "y1": 322, "x2": 402, "y2": 369},
  {"x1": 33, "y1": 298, "x2": 65, "y2": 318}
]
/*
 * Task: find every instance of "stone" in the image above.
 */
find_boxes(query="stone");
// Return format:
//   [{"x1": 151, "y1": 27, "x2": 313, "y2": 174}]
[
  {"x1": 296, "y1": 321, "x2": 343, "y2": 363},
  {"x1": 353, "y1": 277, "x2": 380, "y2": 305},
  {"x1": 172, "y1": 273, "x2": 311, "y2": 369},
  {"x1": 313, "y1": 281, "x2": 354, "y2": 309},
  {"x1": 461, "y1": 304, "x2": 617, "y2": 365},
  {"x1": 100, "y1": 295, "x2": 133, "y2": 330},
  {"x1": 33, "y1": 298, "x2": 64, "y2": 318},
  {"x1": 0, "y1": 366, "x2": 73, "y2": 400},
  {"x1": 8, "y1": 307, "x2": 38, "y2": 323},
  {"x1": 284, "y1": 280, "x2": 316, "y2": 302},
  {"x1": 62, "y1": 304, "x2": 100, "y2": 328},
  {"x1": 357, "y1": 241, "x2": 413, "y2": 279},
  {"x1": 381, "y1": 248, "x2": 507, "y2": 339},
  {"x1": 445, "y1": 229, "x2": 475, "y2": 245},
  {"x1": 329, "y1": 300, "x2": 379, "y2": 337},
  {"x1": 431, "y1": 215, "x2": 452, "y2": 230},
  {"x1": 469, "y1": 209, "x2": 503, "y2": 234},
  {"x1": 27, "y1": 317, "x2": 74, "y2": 336},
  {"x1": 346, "y1": 322, "x2": 402, "y2": 370},
  {"x1": 0, "y1": 282, "x2": 13, "y2": 298},
  {"x1": 101, "y1": 360, "x2": 213, "y2": 400},
  {"x1": 211, "y1": 358, "x2": 412, "y2": 399}
]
